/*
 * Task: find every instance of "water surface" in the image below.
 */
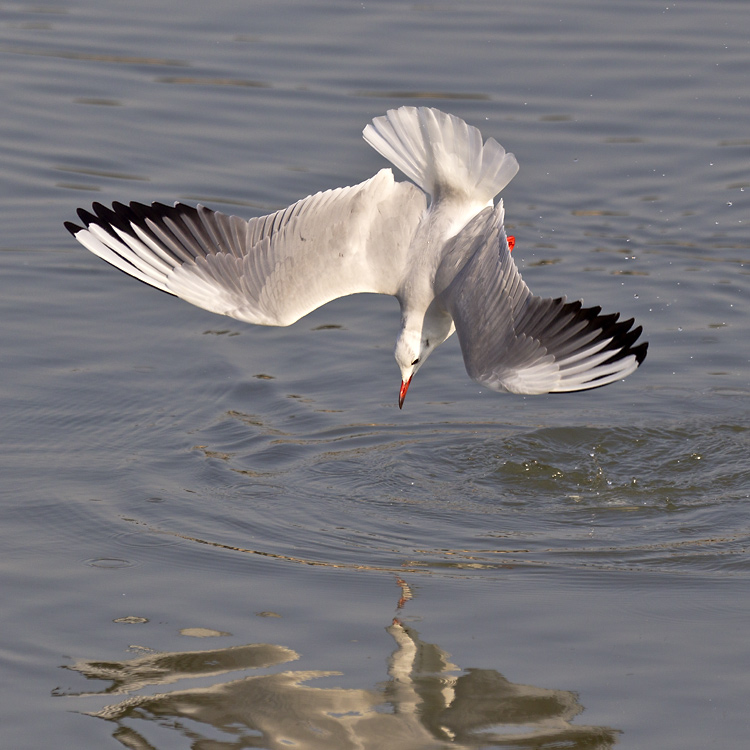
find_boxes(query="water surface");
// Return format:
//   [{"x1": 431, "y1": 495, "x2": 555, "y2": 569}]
[{"x1": 2, "y1": 1, "x2": 749, "y2": 748}]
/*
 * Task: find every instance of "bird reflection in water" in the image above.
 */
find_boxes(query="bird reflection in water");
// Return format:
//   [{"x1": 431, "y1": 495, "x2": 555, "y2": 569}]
[{"x1": 59, "y1": 583, "x2": 619, "y2": 749}]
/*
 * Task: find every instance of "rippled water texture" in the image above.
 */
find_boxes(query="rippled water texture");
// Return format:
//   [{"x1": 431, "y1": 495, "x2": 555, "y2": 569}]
[{"x1": 2, "y1": 1, "x2": 749, "y2": 748}]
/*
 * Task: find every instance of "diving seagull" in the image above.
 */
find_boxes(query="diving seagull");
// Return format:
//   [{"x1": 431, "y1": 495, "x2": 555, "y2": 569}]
[{"x1": 65, "y1": 106, "x2": 647, "y2": 408}]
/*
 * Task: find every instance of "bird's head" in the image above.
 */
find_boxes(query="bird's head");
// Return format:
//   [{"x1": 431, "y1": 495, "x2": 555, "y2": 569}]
[{"x1": 394, "y1": 328, "x2": 434, "y2": 409}]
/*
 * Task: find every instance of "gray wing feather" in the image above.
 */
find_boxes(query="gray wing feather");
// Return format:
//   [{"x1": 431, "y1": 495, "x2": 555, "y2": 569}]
[
  {"x1": 66, "y1": 168, "x2": 426, "y2": 326},
  {"x1": 437, "y1": 205, "x2": 647, "y2": 394}
]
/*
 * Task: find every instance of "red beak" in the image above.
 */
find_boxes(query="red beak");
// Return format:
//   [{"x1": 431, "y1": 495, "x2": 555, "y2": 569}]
[{"x1": 398, "y1": 376, "x2": 412, "y2": 409}]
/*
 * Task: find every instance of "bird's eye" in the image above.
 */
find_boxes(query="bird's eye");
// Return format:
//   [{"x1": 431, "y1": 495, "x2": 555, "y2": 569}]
[{"x1": 411, "y1": 358, "x2": 420, "y2": 366}]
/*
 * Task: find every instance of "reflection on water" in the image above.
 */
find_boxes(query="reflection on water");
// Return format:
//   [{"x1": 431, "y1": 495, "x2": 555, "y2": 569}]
[{"x1": 61, "y1": 603, "x2": 618, "y2": 749}]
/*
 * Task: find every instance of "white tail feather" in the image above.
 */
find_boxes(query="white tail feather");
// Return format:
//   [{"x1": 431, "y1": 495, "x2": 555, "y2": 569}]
[{"x1": 363, "y1": 106, "x2": 519, "y2": 204}]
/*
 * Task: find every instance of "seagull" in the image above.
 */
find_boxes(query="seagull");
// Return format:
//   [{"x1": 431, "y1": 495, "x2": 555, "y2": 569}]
[{"x1": 65, "y1": 106, "x2": 647, "y2": 408}]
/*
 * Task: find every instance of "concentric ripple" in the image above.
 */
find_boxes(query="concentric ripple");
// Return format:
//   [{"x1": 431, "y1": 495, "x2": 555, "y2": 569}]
[{"x1": 120, "y1": 408, "x2": 750, "y2": 579}]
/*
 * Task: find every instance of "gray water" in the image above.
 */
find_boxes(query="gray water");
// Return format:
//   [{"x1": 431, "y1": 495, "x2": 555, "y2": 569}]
[{"x1": 2, "y1": 1, "x2": 749, "y2": 748}]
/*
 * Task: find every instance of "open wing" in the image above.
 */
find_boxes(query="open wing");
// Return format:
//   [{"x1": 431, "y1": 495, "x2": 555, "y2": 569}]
[
  {"x1": 437, "y1": 206, "x2": 648, "y2": 394},
  {"x1": 65, "y1": 168, "x2": 426, "y2": 326}
]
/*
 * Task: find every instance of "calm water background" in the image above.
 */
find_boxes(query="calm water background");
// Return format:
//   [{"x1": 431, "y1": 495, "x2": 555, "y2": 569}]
[{"x1": 2, "y1": 1, "x2": 749, "y2": 747}]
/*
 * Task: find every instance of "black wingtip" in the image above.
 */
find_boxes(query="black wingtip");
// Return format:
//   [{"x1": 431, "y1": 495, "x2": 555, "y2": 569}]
[
  {"x1": 596, "y1": 315, "x2": 648, "y2": 368},
  {"x1": 632, "y1": 339, "x2": 648, "y2": 366},
  {"x1": 613, "y1": 320, "x2": 647, "y2": 367},
  {"x1": 76, "y1": 206, "x2": 96, "y2": 225},
  {"x1": 63, "y1": 220, "x2": 82, "y2": 235}
]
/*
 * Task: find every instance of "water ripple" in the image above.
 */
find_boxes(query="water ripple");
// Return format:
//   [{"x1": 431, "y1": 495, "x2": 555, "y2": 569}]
[{"x1": 119, "y1": 413, "x2": 750, "y2": 580}]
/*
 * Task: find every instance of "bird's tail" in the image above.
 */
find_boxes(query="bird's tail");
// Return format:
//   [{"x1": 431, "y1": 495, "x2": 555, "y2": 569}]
[{"x1": 363, "y1": 106, "x2": 519, "y2": 204}]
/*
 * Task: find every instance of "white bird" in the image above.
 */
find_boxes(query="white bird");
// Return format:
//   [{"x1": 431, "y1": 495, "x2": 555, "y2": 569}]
[{"x1": 66, "y1": 107, "x2": 647, "y2": 408}]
